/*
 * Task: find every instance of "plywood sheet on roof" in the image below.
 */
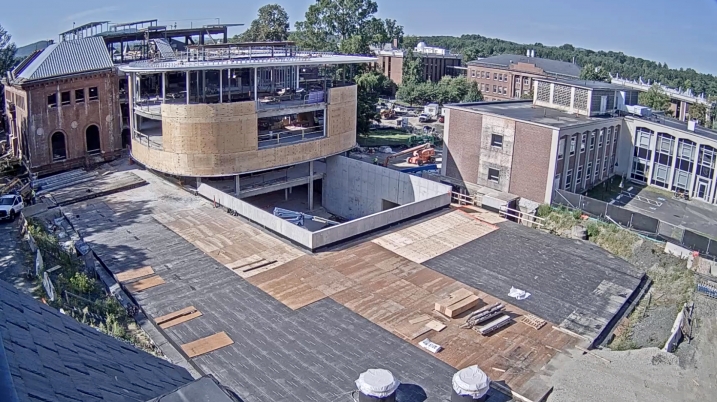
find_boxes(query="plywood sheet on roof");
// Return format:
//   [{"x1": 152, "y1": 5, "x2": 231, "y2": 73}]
[
  {"x1": 155, "y1": 306, "x2": 203, "y2": 329},
  {"x1": 124, "y1": 275, "x2": 165, "y2": 293},
  {"x1": 116, "y1": 266, "x2": 154, "y2": 283},
  {"x1": 181, "y1": 332, "x2": 234, "y2": 358},
  {"x1": 371, "y1": 210, "x2": 497, "y2": 263}
]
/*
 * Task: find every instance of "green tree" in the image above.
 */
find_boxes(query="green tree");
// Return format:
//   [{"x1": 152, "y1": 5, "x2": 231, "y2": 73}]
[
  {"x1": 638, "y1": 84, "x2": 671, "y2": 112},
  {"x1": 521, "y1": 89, "x2": 534, "y2": 100},
  {"x1": 688, "y1": 102, "x2": 708, "y2": 126},
  {"x1": 355, "y1": 71, "x2": 392, "y2": 135},
  {"x1": 293, "y1": 0, "x2": 380, "y2": 52},
  {"x1": 402, "y1": 49, "x2": 424, "y2": 84},
  {"x1": 580, "y1": 63, "x2": 611, "y2": 82},
  {"x1": 463, "y1": 80, "x2": 483, "y2": 102},
  {"x1": 232, "y1": 4, "x2": 290, "y2": 42},
  {"x1": 0, "y1": 25, "x2": 16, "y2": 122}
]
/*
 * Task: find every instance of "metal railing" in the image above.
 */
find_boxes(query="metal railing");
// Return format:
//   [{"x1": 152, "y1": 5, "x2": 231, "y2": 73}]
[
  {"x1": 451, "y1": 191, "x2": 475, "y2": 206},
  {"x1": 258, "y1": 126, "x2": 324, "y2": 148},
  {"x1": 499, "y1": 205, "x2": 545, "y2": 227},
  {"x1": 133, "y1": 131, "x2": 162, "y2": 149},
  {"x1": 256, "y1": 91, "x2": 326, "y2": 110}
]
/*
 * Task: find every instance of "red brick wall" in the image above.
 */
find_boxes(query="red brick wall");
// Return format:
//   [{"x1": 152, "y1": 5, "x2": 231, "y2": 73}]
[
  {"x1": 445, "y1": 109, "x2": 482, "y2": 184},
  {"x1": 509, "y1": 122, "x2": 553, "y2": 202},
  {"x1": 24, "y1": 71, "x2": 121, "y2": 172}
]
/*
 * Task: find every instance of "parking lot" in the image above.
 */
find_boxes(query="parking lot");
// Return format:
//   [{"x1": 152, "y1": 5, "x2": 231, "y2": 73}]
[{"x1": 588, "y1": 180, "x2": 717, "y2": 239}]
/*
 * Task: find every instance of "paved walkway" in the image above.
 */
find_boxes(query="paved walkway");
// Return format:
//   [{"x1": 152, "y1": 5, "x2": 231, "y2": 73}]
[{"x1": 0, "y1": 219, "x2": 35, "y2": 295}]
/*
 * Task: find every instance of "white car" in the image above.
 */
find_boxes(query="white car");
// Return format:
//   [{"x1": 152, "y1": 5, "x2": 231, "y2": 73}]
[{"x1": 0, "y1": 194, "x2": 23, "y2": 221}]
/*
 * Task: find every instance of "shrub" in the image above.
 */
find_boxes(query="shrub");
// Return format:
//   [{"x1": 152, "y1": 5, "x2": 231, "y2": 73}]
[
  {"x1": 536, "y1": 204, "x2": 553, "y2": 218},
  {"x1": 586, "y1": 222, "x2": 601, "y2": 238},
  {"x1": 68, "y1": 272, "x2": 95, "y2": 295},
  {"x1": 571, "y1": 209, "x2": 583, "y2": 220}
]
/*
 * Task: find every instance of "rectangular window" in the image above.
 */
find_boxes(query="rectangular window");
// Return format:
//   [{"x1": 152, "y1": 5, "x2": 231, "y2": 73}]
[
  {"x1": 576, "y1": 166, "x2": 583, "y2": 185},
  {"x1": 75, "y1": 88, "x2": 85, "y2": 103},
  {"x1": 610, "y1": 154, "x2": 615, "y2": 173},
  {"x1": 598, "y1": 130, "x2": 604, "y2": 148},
  {"x1": 607, "y1": 127, "x2": 613, "y2": 144},
  {"x1": 480, "y1": 71, "x2": 484, "y2": 78},
  {"x1": 589, "y1": 133, "x2": 595, "y2": 150},
  {"x1": 580, "y1": 134, "x2": 586, "y2": 153},
  {"x1": 555, "y1": 173, "x2": 561, "y2": 189},
  {"x1": 524, "y1": 78, "x2": 529, "y2": 85},
  {"x1": 570, "y1": 136, "x2": 576, "y2": 156},
  {"x1": 587, "y1": 162, "x2": 592, "y2": 178},
  {"x1": 89, "y1": 87, "x2": 99, "y2": 101},
  {"x1": 61, "y1": 91, "x2": 71, "y2": 106},
  {"x1": 491, "y1": 134, "x2": 503, "y2": 148},
  {"x1": 565, "y1": 169, "x2": 573, "y2": 190},
  {"x1": 488, "y1": 168, "x2": 500, "y2": 183},
  {"x1": 471, "y1": 70, "x2": 476, "y2": 77},
  {"x1": 47, "y1": 93, "x2": 57, "y2": 108},
  {"x1": 603, "y1": 159, "x2": 608, "y2": 172},
  {"x1": 494, "y1": 73, "x2": 498, "y2": 80},
  {"x1": 498, "y1": 73, "x2": 502, "y2": 81},
  {"x1": 515, "y1": 90, "x2": 520, "y2": 98},
  {"x1": 558, "y1": 138, "x2": 565, "y2": 160},
  {"x1": 493, "y1": 85, "x2": 497, "y2": 93},
  {"x1": 614, "y1": 127, "x2": 619, "y2": 145},
  {"x1": 595, "y1": 159, "x2": 601, "y2": 178}
]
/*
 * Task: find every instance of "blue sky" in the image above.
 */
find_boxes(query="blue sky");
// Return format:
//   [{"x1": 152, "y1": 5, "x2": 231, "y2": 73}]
[{"x1": 4, "y1": 0, "x2": 717, "y2": 74}]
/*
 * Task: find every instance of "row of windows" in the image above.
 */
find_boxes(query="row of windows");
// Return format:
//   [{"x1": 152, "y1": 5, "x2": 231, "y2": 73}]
[
  {"x1": 557, "y1": 126, "x2": 619, "y2": 160},
  {"x1": 480, "y1": 84, "x2": 509, "y2": 95},
  {"x1": 5, "y1": 91, "x2": 26, "y2": 110},
  {"x1": 560, "y1": 155, "x2": 615, "y2": 191},
  {"x1": 470, "y1": 69, "x2": 509, "y2": 82},
  {"x1": 48, "y1": 87, "x2": 99, "y2": 108},
  {"x1": 49, "y1": 126, "x2": 102, "y2": 162}
]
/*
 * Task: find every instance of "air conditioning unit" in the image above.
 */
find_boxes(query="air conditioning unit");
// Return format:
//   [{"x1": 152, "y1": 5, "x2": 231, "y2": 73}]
[{"x1": 625, "y1": 104, "x2": 652, "y2": 117}]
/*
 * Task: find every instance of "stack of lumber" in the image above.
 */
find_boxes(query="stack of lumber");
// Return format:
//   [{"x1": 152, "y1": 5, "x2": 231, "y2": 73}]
[
  {"x1": 477, "y1": 315, "x2": 512, "y2": 335},
  {"x1": 434, "y1": 289, "x2": 480, "y2": 318},
  {"x1": 460, "y1": 302, "x2": 505, "y2": 329}
]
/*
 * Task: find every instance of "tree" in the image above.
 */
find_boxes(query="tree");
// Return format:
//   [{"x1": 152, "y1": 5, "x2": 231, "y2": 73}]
[
  {"x1": 232, "y1": 4, "x2": 290, "y2": 42},
  {"x1": 0, "y1": 25, "x2": 16, "y2": 121},
  {"x1": 355, "y1": 71, "x2": 392, "y2": 135},
  {"x1": 521, "y1": 89, "x2": 534, "y2": 100},
  {"x1": 638, "y1": 84, "x2": 671, "y2": 112},
  {"x1": 293, "y1": 0, "x2": 380, "y2": 53},
  {"x1": 688, "y1": 102, "x2": 708, "y2": 126},
  {"x1": 463, "y1": 81, "x2": 483, "y2": 102},
  {"x1": 397, "y1": 76, "x2": 482, "y2": 106},
  {"x1": 402, "y1": 49, "x2": 424, "y2": 84},
  {"x1": 580, "y1": 63, "x2": 611, "y2": 82}
]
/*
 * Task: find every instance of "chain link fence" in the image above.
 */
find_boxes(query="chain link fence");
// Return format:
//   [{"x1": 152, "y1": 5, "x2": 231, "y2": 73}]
[{"x1": 552, "y1": 189, "x2": 716, "y2": 258}]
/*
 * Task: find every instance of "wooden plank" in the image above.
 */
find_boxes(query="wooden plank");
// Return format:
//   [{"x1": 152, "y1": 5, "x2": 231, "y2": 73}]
[
  {"x1": 434, "y1": 288, "x2": 474, "y2": 314},
  {"x1": 124, "y1": 275, "x2": 165, "y2": 293},
  {"x1": 520, "y1": 314, "x2": 547, "y2": 330},
  {"x1": 408, "y1": 314, "x2": 431, "y2": 324},
  {"x1": 116, "y1": 266, "x2": 155, "y2": 283},
  {"x1": 445, "y1": 294, "x2": 480, "y2": 318},
  {"x1": 425, "y1": 320, "x2": 447, "y2": 332},
  {"x1": 155, "y1": 306, "x2": 203, "y2": 329},
  {"x1": 409, "y1": 326, "x2": 433, "y2": 340},
  {"x1": 181, "y1": 332, "x2": 234, "y2": 358},
  {"x1": 242, "y1": 260, "x2": 278, "y2": 273}
]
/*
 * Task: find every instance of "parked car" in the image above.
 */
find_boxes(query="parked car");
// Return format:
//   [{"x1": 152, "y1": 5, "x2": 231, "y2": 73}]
[
  {"x1": 0, "y1": 194, "x2": 23, "y2": 221},
  {"x1": 418, "y1": 113, "x2": 433, "y2": 123}
]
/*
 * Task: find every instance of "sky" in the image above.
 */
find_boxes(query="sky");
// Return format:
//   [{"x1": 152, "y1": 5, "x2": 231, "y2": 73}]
[{"x1": 4, "y1": 0, "x2": 717, "y2": 74}]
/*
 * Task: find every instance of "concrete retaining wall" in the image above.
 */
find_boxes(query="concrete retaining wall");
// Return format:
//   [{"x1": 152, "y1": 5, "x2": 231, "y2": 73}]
[
  {"x1": 197, "y1": 183, "x2": 313, "y2": 248},
  {"x1": 323, "y1": 155, "x2": 451, "y2": 219}
]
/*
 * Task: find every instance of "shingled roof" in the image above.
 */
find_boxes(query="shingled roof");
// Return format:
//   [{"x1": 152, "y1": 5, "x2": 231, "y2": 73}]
[
  {"x1": 467, "y1": 54, "x2": 582, "y2": 78},
  {"x1": 0, "y1": 280, "x2": 194, "y2": 402},
  {"x1": 12, "y1": 37, "x2": 114, "y2": 83}
]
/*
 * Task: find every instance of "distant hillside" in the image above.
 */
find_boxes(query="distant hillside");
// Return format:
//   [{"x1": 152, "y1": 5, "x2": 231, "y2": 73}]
[{"x1": 406, "y1": 34, "x2": 717, "y2": 97}]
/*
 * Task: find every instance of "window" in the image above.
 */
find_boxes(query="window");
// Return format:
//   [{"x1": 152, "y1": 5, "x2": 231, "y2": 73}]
[
  {"x1": 75, "y1": 89, "x2": 85, "y2": 103},
  {"x1": 576, "y1": 166, "x2": 583, "y2": 185},
  {"x1": 565, "y1": 169, "x2": 573, "y2": 190},
  {"x1": 491, "y1": 134, "x2": 503, "y2": 148},
  {"x1": 569, "y1": 136, "x2": 576, "y2": 156},
  {"x1": 471, "y1": 70, "x2": 476, "y2": 78},
  {"x1": 494, "y1": 73, "x2": 498, "y2": 80},
  {"x1": 524, "y1": 78, "x2": 529, "y2": 85},
  {"x1": 498, "y1": 73, "x2": 502, "y2": 81},
  {"x1": 558, "y1": 138, "x2": 565, "y2": 160},
  {"x1": 515, "y1": 90, "x2": 520, "y2": 98},
  {"x1": 88, "y1": 87, "x2": 99, "y2": 101},
  {"x1": 47, "y1": 93, "x2": 57, "y2": 108},
  {"x1": 614, "y1": 125, "x2": 620, "y2": 145},
  {"x1": 603, "y1": 158, "x2": 608, "y2": 173},
  {"x1": 610, "y1": 154, "x2": 615, "y2": 173},
  {"x1": 595, "y1": 159, "x2": 601, "y2": 179},
  {"x1": 598, "y1": 130, "x2": 604, "y2": 148},
  {"x1": 481, "y1": 71, "x2": 485, "y2": 78},
  {"x1": 555, "y1": 173, "x2": 561, "y2": 189},
  {"x1": 673, "y1": 170, "x2": 690, "y2": 190},
  {"x1": 589, "y1": 132, "x2": 595, "y2": 150},
  {"x1": 488, "y1": 168, "x2": 500, "y2": 183},
  {"x1": 587, "y1": 162, "x2": 593, "y2": 178},
  {"x1": 85, "y1": 125, "x2": 101, "y2": 154},
  {"x1": 51, "y1": 132, "x2": 67, "y2": 161},
  {"x1": 60, "y1": 91, "x2": 70, "y2": 106},
  {"x1": 493, "y1": 85, "x2": 497, "y2": 93},
  {"x1": 580, "y1": 133, "x2": 586, "y2": 153},
  {"x1": 678, "y1": 140, "x2": 695, "y2": 161},
  {"x1": 607, "y1": 127, "x2": 613, "y2": 144},
  {"x1": 480, "y1": 84, "x2": 485, "y2": 91}
]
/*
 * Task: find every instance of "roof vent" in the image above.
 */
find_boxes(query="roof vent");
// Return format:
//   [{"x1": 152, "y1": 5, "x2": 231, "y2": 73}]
[{"x1": 688, "y1": 120, "x2": 697, "y2": 131}]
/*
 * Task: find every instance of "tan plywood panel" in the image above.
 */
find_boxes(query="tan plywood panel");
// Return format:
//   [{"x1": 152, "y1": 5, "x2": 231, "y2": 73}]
[
  {"x1": 181, "y1": 332, "x2": 234, "y2": 358},
  {"x1": 124, "y1": 275, "x2": 165, "y2": 293},
  {"x1": 155, "y1": 306, "x2": 203, "y2": 329},
  {"x1": 115, "y1": 266, "x2": 154, "y2": 283}
]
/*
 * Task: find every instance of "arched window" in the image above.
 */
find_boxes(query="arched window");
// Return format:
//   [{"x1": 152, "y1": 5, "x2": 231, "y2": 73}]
[
  {"x1": 121, "y1": 128, "x2": 131, "y2": 149},
  {"x1": 86, "y1": 125, "x2": 101, "y2": 154},
  {"x1": 51, "y1": 132, "x2": 67, "y2": 161}
]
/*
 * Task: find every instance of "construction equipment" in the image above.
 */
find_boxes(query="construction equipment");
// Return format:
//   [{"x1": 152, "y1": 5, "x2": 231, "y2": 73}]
[
  {"x1": 383, "y1": 143, "x2": 433, "y2": 167},
  {"x1": 380, "y1": 108, "x2": 396, "y2": 119},
  {"x1": 407, "y1": 147, "x2": 436, "y2": 166}
]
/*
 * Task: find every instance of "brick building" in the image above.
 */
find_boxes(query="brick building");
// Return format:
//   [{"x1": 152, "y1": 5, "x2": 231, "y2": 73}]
[
  {"x1": 466, "y1": 53, "x2": 581, "y2": 101},
  {"x1": 373, "y1": 42, "x2": 462, "y2": 85},
  {"x1": 443, "y1": 77, "x2": 717, "y2": 205},
  {"x1": 3, "y1": 37, "x2": 123, "y2": 175}
]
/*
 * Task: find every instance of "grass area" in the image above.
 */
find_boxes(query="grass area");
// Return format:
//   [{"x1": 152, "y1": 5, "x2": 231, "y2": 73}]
[
  {"x1": 358, "y1": 130, "x2": 413, "y2": 148},
  {"x1": 28, "y1": 219, "x2": 159, "y2": 354},
  {"x1": 537, "y1": 204, "x2": 696, "y2": 350}
]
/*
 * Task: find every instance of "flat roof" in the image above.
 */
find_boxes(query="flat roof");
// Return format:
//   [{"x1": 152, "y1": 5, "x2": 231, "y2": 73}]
[
  {"x1": 467, "y1": 54, "x2": 581, "y2": 78},
  {"x1": 119, "y1": 53, "x2": 377, "y2": 72},
  {"x1": 535, "y1": 76, "x2": 635, "y2": 91},
  {"x1": 448, "y1": 100, "x2": 620, "y2": 129}
]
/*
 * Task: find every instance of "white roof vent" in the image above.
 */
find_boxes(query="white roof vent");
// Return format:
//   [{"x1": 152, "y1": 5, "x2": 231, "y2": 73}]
[{"x1": 688, "y1": 120, "x2": 697, "y2": 131}]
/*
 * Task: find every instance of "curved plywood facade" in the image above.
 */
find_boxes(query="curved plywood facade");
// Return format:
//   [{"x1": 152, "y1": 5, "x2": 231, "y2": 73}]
[{"x1": 131, "y1": 85, "x2": 357, "y2": 176}]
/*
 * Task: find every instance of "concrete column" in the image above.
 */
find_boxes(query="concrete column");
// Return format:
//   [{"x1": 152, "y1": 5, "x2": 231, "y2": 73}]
[
  {"x1": 285, "y1": 188, "x2": 289, "y2": 201},
  {"x1": 161, "y1": 72, "x2": 166, "y2": 103},
  {"x1": 201, "y1": 71, "x2": 205, "y2": 103},
  {"x1": 185, "y1": 71, "x2": 190, "y2": 105},
  {"x1": 296, "y1": 65, "x2": 300, "y2": 90},
  {"x1": 254, "y1": 67, "x2": 258, "y2": 105},
  {"x1": 308, "y1": 161, "x2": 314, "y2": 210},
  {"x1": 227, "y1": 69, "x2": 232, "y2": 102},
  {"x1": 668, "y1": 137, "x2": 680, "y2": 191},
  {"x1": 219, "y1": 69, "x2": 223, "y2": 104},
  {"x1": 197, "y1": 177, "x2": 202, "y2": 188},
  {"x1": 688, "y1": 142, "x2": 701, "y2": 197},
  {"x1": 234, "y1": 175, "x2": 240, "y2": 196},
  {"x1": 128, "y1": 73, "x2": 135, "y2": 138}
]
